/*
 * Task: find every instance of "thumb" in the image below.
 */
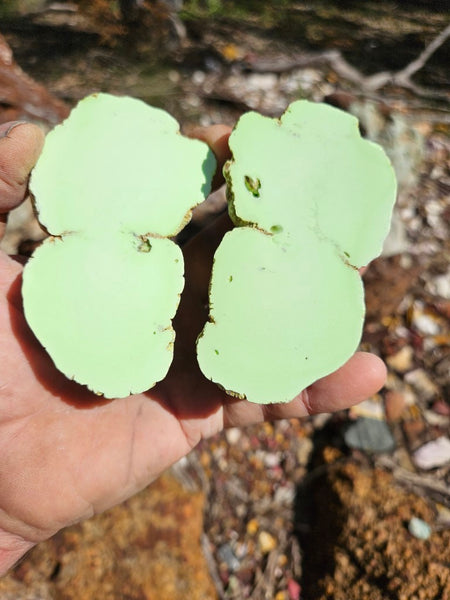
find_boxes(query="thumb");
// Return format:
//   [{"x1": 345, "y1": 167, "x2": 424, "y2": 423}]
[{"x1": 0, "y1": 122, "x2": 45, "y2": 215}]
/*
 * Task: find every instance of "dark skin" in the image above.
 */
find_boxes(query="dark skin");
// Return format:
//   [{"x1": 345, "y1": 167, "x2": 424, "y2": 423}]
[{"x1": 0, "y1": 122, "x2": 386, "y2": 574}]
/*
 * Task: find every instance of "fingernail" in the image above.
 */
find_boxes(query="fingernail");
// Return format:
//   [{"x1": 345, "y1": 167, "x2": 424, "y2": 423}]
[{"x1": 0, "y1": 120, "x2": 28, "y2": 139}]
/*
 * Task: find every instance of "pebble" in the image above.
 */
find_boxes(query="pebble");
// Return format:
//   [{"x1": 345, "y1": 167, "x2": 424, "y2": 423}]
[
  {"x1": 225, "y1": 427, "x2": 241, "y2": 445},
  {"x1": 296, "y1": 437, "x2": 313, "y2": 466},
  {"x1": 384, "y1": 390, "x2": 407, "y2": 422},
  {"x1": 273, "y1": 482, "x2": 296, "y2": 505},
  {"x1": 192, "y1": 70, "x2": 206, "y2": 85},
  {"x1": 344, "y1": 417, "x2": 396, "y2": 454},
  {"x1": 436, "y1": 354, "x2": 450, "y2": 379},
  {"x1": 168, "y1": 69, "x2": 180, "y2": 83},
  {"x1": 350, "y1": 397, "x2": 385, "y2": 420},
  {"x1": 436, "y1": 503, "x2": 450, "y2": 527},
  {"x1": 258, "y1": 531, "x2": 277, "y2": 554},
  {"x1": 386, "y1": 345, "x2": 414, "y2": 373},
  {"x1": 404, "y1": 369, "x2": 440, "y2": 400},
  {"x1": 217, "y1": 543, "x2": 240, "y2": 572},
  {"x1": 427, "y1": 272, "x2": 450, "y2": 299},
  {"x1": 227, "y1": 575, "x2": 240, "y2": 593},
  {"x1": 423, "y1": 409, "x2": 450, "y2": 427},
  {"x1": 264, "y1": 452, "x2": 281, "y2": 469},
  {"x1": 413, "y1": 436, "x2": 450, "y2": 470},
  {"x1": 408, "y1": 517, "x2": 432, "y2": 540},
  {"x1": 312, "y1": 413, "x2": 332, "y2": 429},
  {"x1": 432, "y1": 400, "x2": 450, "y2": 416},
  {"x1": 246, "y1": 519, "x2": 259, "y2": 536},
  {"x1": 412, "y1": 312, "x2": 441, "y2": 336},
  {"x1": 247, "y1": 72, "x2": 278, "y2": 91},
  {"x1": 402, "y1": 418, "x2": 426, "y2": 445},
  {"x1": 288, "y1": 579, "x2": 302, "y2": 600}
]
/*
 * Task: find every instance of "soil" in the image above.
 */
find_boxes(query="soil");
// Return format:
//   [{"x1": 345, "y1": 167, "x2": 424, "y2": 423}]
[
  {"x1": 0, "y1": 2, "x2": 449, "y2": 598},
  {"x1": 0, "y1": 474, "x2": 216, "y2": 600},
  {"x1": 299, "y1": 454, "x2": 450, "y2": 600}
]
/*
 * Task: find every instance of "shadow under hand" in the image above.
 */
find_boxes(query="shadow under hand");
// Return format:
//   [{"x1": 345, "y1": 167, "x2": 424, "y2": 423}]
[
  {"x1": 150, "y1": 212, "x2": 236, "y2": 422},
  {"x1": 294, "y1": 419, "x2": 349, "y2": 598}
]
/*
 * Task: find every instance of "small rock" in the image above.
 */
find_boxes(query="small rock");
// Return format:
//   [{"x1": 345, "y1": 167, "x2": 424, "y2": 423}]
[
  {"x1": 217, "y1": 544, "x2": 240, "y2": 572},
  {"x1": 432, "y1": 272, "x2": 450, "y2": 299},
  {"x1": 436, "y1": 503, "x2": 450, "y2": 528},
  {"x1": 412, "y1": 312, "x2": 441, "y2": 336},
  {"x1": 278, "y1": 554, "x2": 288, "y2": 567},
  {"x1": 296, "y1": 436, "x2": 313, "y2": 466},
  {"x1": 402, "y1": 418, "x2": 426, "y2": 446},
  {"x1": 312, "y1": 413, "x2": 332, "y2": 429},
  {"x1": 264, "y1": 452, "x2": 281, "y2": 469},
  {"x1": 258, "y1": 531, "x2": 277, "y2": 555},
  {"x1": 395, "y1": 446, "x2": 416, "y2": 471},
  {"x1": 423, "y1": 409, "x2": 450, "y2": 427},
  {"x1": 350, "y1": 397, "x2": 385, "y2": 420},
  {"x1": 192, "y1": 70, "x2": 206, "y2": 85},
  {"x1": 404, "y1": 369, "x2": 440, "y2": 400},
  {"x1": 247, "y1": 72, "x2": 278, "y2": 91},
  {"x1": 227, "y1": 575, "x2": 240, "y2": 594},
  {"x1": 288, "y1": 579, "x2": 302, "y2": 600},
  {"x1": 323, "y1": 445, "x2": 343, "y2": 464},
  {"x1": 413, "y1": 436, "x2": 450, "y2": 470},
  {"x1": 225, "y1": 427, "x2": 241, "y2": 444},
  {"x1": 432, "y1": 400, "x2": 450, "y2": 416},
  {"x1": 234, "y1": 541, "x2": 248, "y2": 560},
  {"x1": 384, "y1": 390, "x2": 407, "y2": 422},
  {"x1": 246, "y1": 519, "x2": 259, "y2": 536},
  {"x1": 273, "y1": 482, "x2": 295, "y2": 505},
  {"x1": 386, "y1": 345, "x2": 414, "y2": 373},
  {"x1": 408, "y1": 517, "x2": 432, "y2": 540},
  {"x1": 344, "y1": 417, "x2": 396, "y2": 453}
]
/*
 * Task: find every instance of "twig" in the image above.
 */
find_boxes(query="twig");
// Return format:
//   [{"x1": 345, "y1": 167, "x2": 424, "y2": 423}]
[
  {"x1": 245, "y1": 23, "x2": 450, "y2": 101},
  {"x1": 394, "y1": 22, "x2": 450, "y2": 84},
  {"x1": 201, "y1": 533, "x2": 227, "y2": 600},
  {"x1": 251, "y1": 530, "x2": 288, "y2": 600},
  {"x1": 251, "y1": 549, "x2": 280, "y2": 600}
]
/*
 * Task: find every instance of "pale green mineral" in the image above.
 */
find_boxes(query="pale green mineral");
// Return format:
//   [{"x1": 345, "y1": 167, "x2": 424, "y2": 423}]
[
  {"x1": 23, "y1": 93, "x2": 216, "y2": 398},
  {"x1": 197, "y1": 100, "x2": 397, "y2": 404}
]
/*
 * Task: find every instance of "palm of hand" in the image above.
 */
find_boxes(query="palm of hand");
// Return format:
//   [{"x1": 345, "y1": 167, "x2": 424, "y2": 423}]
[{"x1": 0, "y1": 123, "x2": 385, "y2": 571}]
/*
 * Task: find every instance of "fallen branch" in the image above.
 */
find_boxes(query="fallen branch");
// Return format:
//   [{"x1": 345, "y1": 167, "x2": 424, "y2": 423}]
[
  {"x1": 393, "y1": 22, "x2": 450, "y2": 85},
  {"x1": 0, "y1": 33, "x2": 69, "y2": 125},
  {"x1": 201, "y1": 533, "x2": 227, "y2": 600},
  {"x1": 245, "y1": 23, "x2": 450, "y2": 101}
]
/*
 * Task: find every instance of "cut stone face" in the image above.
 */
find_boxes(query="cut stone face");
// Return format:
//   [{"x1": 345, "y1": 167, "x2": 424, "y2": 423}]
[
  {"x1": 197, "y1": 100, "x2": 397, "y2": 404},
  {"x1": 23, "y1": 93, "x2": 216, "y2": 398}
]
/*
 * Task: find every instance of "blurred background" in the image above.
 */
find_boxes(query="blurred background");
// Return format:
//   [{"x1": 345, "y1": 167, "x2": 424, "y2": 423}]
[{"x1": 0, "y1": 1, "x2": 449, "y2": 598}]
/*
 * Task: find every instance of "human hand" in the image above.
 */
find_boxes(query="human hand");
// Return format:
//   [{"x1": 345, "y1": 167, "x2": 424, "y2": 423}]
[{"x1": 0, "y1": 121, "x2": 386, "y2": 574}]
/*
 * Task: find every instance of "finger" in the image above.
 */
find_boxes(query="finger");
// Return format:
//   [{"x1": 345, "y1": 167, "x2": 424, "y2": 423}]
[
  {"x1": 188, "y1": 124, "x2": 232, "y2": 188},
  {"x1": 303, "y1": 351, "x2": 387, "y2": 413},
  {"x1": 183, "y1": 212, "x2": 233, "y2": 301},
  {"x1": 222, "y1": 351, "x2": 387, "y2": 427},
  {"x1": 0, "y1": 122, "x2": 45, "y2": 238}
]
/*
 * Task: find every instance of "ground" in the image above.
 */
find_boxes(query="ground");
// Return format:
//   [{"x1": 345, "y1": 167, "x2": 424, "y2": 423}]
[{"x1": 0, "y1": 2, "x2": 449, "y2": 598}]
